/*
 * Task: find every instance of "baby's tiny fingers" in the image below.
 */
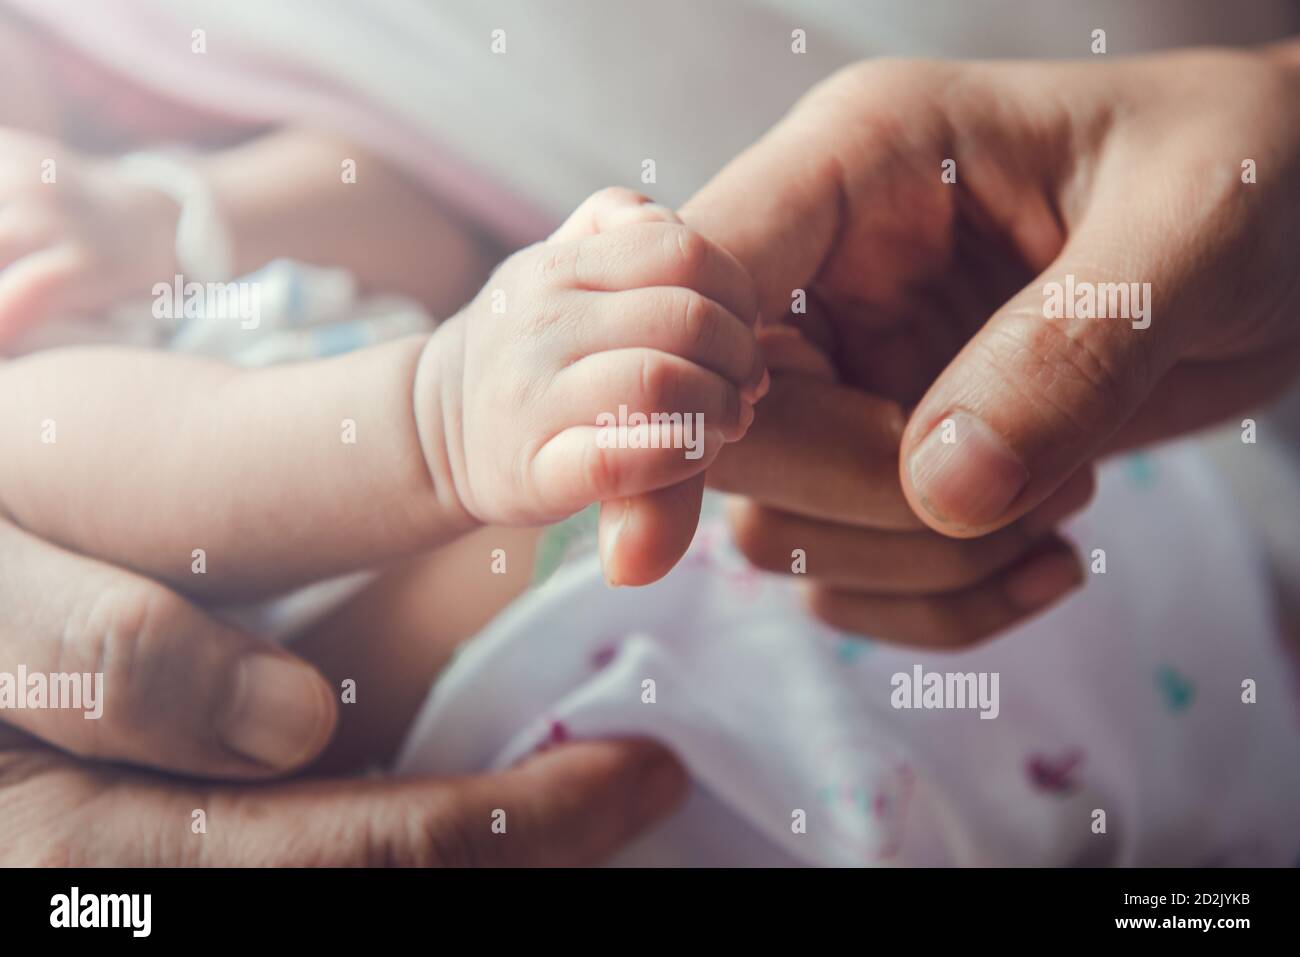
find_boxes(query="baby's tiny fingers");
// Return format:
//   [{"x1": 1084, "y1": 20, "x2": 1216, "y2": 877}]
[
  {"x1": 557, "y1": 347, "x2": 752, "y2": 442},
  {"x1": 531, "y1": 425, "x2": 724, "y2": 516},
  {"x1": 549, "y1": 187, "x2": 680, "y2": 243},
  {"x1": 575, "y1": 287, "x2": 765, "y2": 399},
  {"x1": 534, "y1": 224, "x2": 758, "y2": 328}
]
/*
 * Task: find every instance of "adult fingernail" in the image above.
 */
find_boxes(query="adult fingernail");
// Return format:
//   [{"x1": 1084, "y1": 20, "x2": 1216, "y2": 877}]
[
  {"x1": 220, "y1": 655, "x2": 331, "y2": 769},
  {"x1": 634, "y1": 749, "x2": 689, "y2": 824},
  {"x1": 908, "y1": 411, "x2": 1028, "y2": 528},
  {"x1": 1004, "y1": 549, "x2": 1084, "y2": 611}
]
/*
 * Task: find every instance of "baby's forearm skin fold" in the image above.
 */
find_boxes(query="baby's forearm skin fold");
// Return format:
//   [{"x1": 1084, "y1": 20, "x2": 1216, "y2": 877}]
[{"x1": 0, "y1": 328, "x2": 477, "y2": 601}]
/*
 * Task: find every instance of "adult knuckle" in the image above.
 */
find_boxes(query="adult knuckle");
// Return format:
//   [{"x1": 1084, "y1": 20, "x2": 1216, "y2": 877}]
[
  {"x1": 988, "y1": 312, "x2": 1146, "y2": 436},
  {"x1": 57, "y1": 582, "x2": 181, "y2": 755},
  {"x1": 727, "y1": 502, "x2": 783, "y2": 570},
  {"x1": 811, "y1": 58, "x2": 945, "y2": 126},
  {"x1": 409, "y1": 794, "x2": 484, "y2": 868},
  {"x1": 0, "y1": 753, "x2": 80, "y2": 865}
]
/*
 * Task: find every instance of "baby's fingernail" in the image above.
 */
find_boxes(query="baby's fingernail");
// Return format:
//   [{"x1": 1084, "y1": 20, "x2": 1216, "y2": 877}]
[
  {"x1": 740, "y1": 350, "x2": 768, "y2": 403},
  {"x1": 220, "y1": 655, "x2": 331, "y2": 769},
  {"x1": 614, "y1": 200, "x2": 679, "y2": 227},
  {"x1": 738, "y1": 400, "x2": 755, "y2": 433},
  {"x1": 640, "y1": 201, "x2": 682, "y2": 223},
  {"x1": 1004, "y1": 548, "x2": 1084, "y2": 611},
  {"x1": 601, "y1": 500, "x2": 630, "y2": 587},
  {"x1": 908, "y1": 411, "x2": 1027, "y2": 528}
]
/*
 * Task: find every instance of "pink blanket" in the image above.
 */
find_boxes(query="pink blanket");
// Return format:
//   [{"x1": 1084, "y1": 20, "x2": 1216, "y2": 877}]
[{"x1": 7, "y1": 0, "x2": 553, "y2": 248}]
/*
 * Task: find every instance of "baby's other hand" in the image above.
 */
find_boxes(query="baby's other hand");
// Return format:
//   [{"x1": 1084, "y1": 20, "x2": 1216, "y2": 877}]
[
  {"x1": 0, "y1": 129, "x2": 179, "y2": 347},
  {"x1": 426, "y1": 187, "x2": 765, "y2": 528}
]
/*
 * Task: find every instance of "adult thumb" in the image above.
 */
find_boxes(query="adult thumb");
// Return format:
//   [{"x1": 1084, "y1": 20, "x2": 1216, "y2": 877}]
[
  {"x1": 899, "y1": 204, "x2": 1194, "y2": 537},
  {"x1": 196, "y1": 739, "x2": 687, "y2": 866}
]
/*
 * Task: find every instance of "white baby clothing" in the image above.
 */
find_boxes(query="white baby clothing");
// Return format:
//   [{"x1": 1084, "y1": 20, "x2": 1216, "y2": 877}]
[{"x1": 396, "y1": 443, "x2": 1300, "y2": 866}]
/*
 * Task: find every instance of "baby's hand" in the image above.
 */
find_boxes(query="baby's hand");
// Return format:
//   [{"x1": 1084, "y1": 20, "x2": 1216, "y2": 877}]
[
  {"x1": 422, "y1": 188, "x2": 766, "y2": 527},
  {"x1": 0, "y1": 129, "x2": 180, "y2": 346}
]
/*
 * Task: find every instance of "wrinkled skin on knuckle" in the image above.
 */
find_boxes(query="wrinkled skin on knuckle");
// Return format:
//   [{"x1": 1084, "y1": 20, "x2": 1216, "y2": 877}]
[
  {"x1": 808, "y1": 59, "x2": 959, "y2": 167},
  {"x1": 980, "y1": 311, "x2": 1147, "y2": 440},
  {"x1": 0, "y1": 753, "x2": 78, "y2": 865},
  {"x1": 54, "y1": 581, "x2": 187, "y2": 760},
  {"x1": 0, "y1": 753, "x2": 146, "y2": 866},
  {"x1": 190, "y1": 787, "x2": 363, "y2": 868},
  {"x1": 388, "y1": 790, "x2": 483, "y2": 868}
]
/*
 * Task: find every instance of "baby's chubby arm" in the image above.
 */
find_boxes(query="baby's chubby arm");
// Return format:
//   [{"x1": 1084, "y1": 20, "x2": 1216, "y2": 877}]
[
  {"x1": 0, "y1": 335, "x2": 464, "y2": 600},
  {"x1": 0, "y1": 190, "x2": 765, "y2": 600}
]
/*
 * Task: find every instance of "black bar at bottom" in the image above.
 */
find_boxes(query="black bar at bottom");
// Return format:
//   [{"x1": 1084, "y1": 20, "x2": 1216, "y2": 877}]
[{"x1": 0, "y1": 866, "x2": 1294, "y2": 943}]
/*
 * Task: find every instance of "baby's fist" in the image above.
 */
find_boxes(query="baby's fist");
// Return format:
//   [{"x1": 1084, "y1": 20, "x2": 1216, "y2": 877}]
[{"x1": 427, "y1": 188, "x2": 765, "y2": 527}]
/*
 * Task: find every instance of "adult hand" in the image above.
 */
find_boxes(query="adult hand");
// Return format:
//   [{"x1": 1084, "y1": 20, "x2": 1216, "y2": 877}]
[
  {"x1": 0, "y1": 519, "x2": 685, "y2": 864},
  {"x1": 687, "y1": 45, "x2": 1300, "y2": 537},
  {"x1": 0, "y1": 724, "x2": 681, "y2": 866},
  {"x1": 617, "y1": 44, "x2": 1300, "y2": 644}
]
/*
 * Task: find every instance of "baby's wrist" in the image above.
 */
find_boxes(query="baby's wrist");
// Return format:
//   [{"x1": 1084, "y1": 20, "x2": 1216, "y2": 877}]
[{"x1": 412, "y1": 313, "x2": 480, "y2": 535}]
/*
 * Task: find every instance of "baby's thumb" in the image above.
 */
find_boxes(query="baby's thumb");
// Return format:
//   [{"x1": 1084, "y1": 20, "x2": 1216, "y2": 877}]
[{"x1": 900, "y1": 209, "x2": 1192, "y2": 537}]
